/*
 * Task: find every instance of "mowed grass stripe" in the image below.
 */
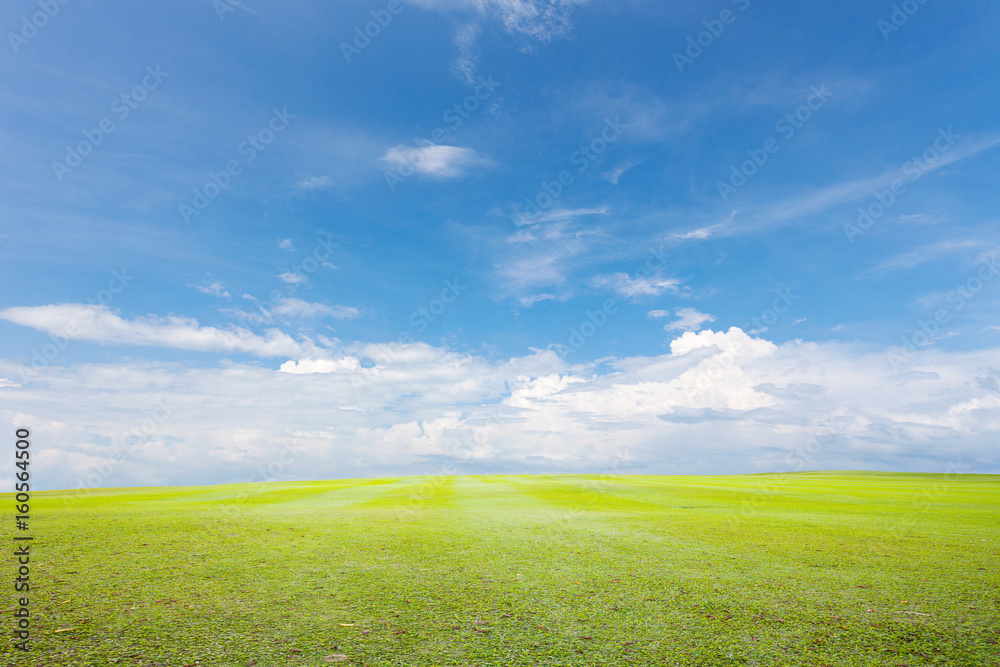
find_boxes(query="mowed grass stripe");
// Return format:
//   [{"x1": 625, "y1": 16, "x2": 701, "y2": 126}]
[{"x1": 4, "y1": 472, "x2": 998, "y2": 666}]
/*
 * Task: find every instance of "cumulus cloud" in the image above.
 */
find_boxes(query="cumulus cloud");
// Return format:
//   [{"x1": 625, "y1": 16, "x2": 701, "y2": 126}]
[
  {"x1": 379, "y1": 144, "x2": 493, "y2": 179},
  {"x1": 279, "y1": 239, "x2": 294, "y2": 251},
  {"x1": 2, "y1": 328, "x2": 998, "y2": 491},
  {"x1": 0, "y1": 304, "x2": 325, "y2": 359}
]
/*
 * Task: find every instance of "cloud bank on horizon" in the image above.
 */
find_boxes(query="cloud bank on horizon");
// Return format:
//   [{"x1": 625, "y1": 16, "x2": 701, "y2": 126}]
[{"x1": 1, "y1": 0, "x2": 999, "y2": 490}]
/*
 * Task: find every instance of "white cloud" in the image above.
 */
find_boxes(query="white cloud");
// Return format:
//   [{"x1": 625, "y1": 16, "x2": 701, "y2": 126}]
[
  {"x1": 4, "y1": 328, "x2": 999, "y2": 490},
  {"x1": 517, "y1": 293, "x2": 562, "y2": 307},
  {"x1": 652, "y1": 307, "x2": 716, "y2": 332},
  {"x1": 279, "y1": 239, "x2": 295, "y2": 251},
  {"x1": 592, "y1": 273, "x2": 686, "y2": 299},
  {"x1": 496, "y1": 248, "x2": 577, "y2": 301},
  {"x1": 495, "y1": 208, "x2": 609, "y2": 302},
  {"x1": 668, "y1": 327, "x2": 775, "y2": 357},
  {"x1": 512, "y1": 206, "x2": 607, "y2": 230},
  {"x1": 670, "y1": 224, "x2": 723, "y2": 241},
  {"x1": 380, "y1": 145, "x2": 493, "y2": 179},
  {"x1": 407, "y1": 0, "x2": 588, "y2": 44},
  {"x1": 224, "y1": 297, "x2": 359, "y2": 327},
  {"x1": 279, "y1": 357, "x2": 362, "y2": 374},
  {"x1": 271, "y1": 298, "x2": 359, "y2": 320},
  {"x1": 190, "y1": 282, "x2": 230, "y2": 299},
  {"x1": 295, "y1": 176, "x2": 332, "y2": 190},
  {"x1": 0, "y1": 304, "x2": 325, "y2": 359},
  {"x1": 601, "y1": 158, "x2": 643, "y2": 185},
  {"x1": 278, "y1": 272, "x2": 306, "y2": 285}
]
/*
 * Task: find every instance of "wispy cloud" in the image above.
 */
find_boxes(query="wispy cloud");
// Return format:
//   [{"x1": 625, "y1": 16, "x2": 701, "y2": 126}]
[
  {"x1": 650, "y1": 307, "x2": 716, "y2": 332},
  {"x1": 513, "y1": 206, "x2": 607, "y2": 229},
  {"x1": 669, "y1": 223, "x2": 724, "y2": 241},
  {"x1": 380, "y1": 145, "x2": 493, "y2": 179},
  {"x1": 189, "y1": 282, "x2": 230, "y2": 299},
  {"x1": 408, "y1": 0, "x2": 589, "y2": 45},
  {"x1": 872, "y1": 240, "x2": 986, "y2": 273},
  {"x1": 739, "y1": 133, "x2": 1000, "y2": 235},
  {"x1": 224, "y1": 297, "x2": 360, "y2": 326},
  {"x1": 295, "y1": 176, "x2": 332, "y2": 191},
  {"x1": 897, "y1": 212, "x2": 948, "y2": 226},
  {"x1": 592, "y1": 273, "x2": 687, "y2": 299},
  {"x1": 271, "y1": 298, "x2": 360, "y2": 320},
  {"x1": 602, "y1": 158, "x2": 643, "y2": 185},
  {"x1": 496, "y1": 208, "x2": 607, "y2": 302},
  {"x1": 279, "y1": 239, "x2": 295, "y2": 251},
  {"x1": 0, "y1": 304, "x2": 325, "y2": 359}
]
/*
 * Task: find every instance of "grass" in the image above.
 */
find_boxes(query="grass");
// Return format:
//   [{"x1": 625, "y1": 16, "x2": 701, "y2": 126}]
[{"x1": 4, "y1": 472, "x2": 999, "y2": 666}]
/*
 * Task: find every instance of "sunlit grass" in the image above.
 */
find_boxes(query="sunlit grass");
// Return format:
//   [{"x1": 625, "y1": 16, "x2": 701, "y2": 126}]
[{"x1": 7, "y1": 472, "x2": 999, "y2": 666}]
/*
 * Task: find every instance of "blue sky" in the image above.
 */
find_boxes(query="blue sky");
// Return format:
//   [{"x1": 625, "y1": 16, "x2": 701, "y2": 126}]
[{"x1": 2, "y1": 0, "x2": 999, "y2": 490}]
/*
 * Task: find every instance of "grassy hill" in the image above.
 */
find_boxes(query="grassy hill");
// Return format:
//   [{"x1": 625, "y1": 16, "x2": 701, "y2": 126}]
[{"x1": 6, "y1": 472, "x2": 999, "y2": 666}]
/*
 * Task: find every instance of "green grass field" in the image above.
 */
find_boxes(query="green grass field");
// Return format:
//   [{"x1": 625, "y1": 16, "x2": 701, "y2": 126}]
[{"x1": 5, "y1": 472, "x2": 999, "y2": 666}]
